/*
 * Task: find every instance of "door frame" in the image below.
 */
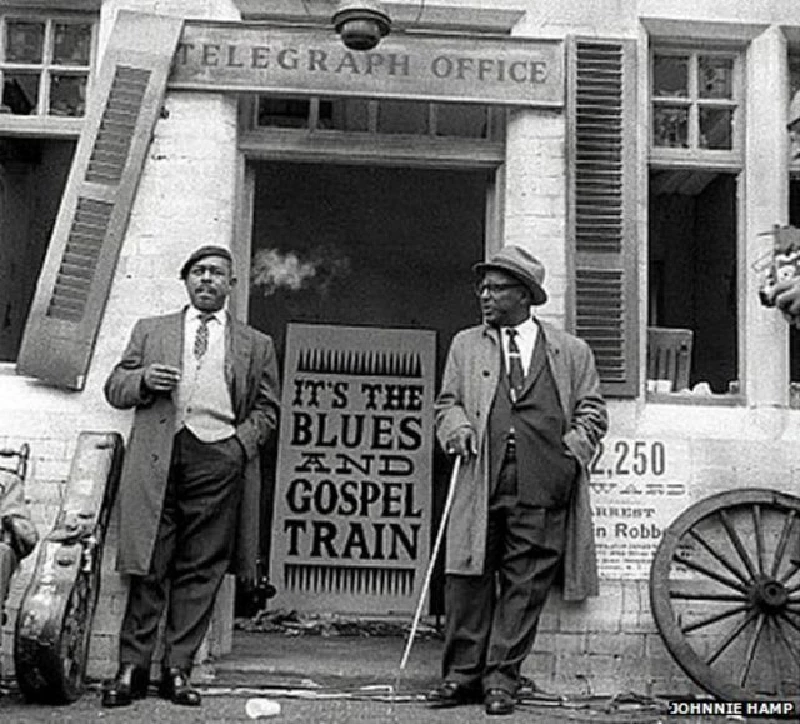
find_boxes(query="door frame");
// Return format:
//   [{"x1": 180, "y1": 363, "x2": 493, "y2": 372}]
[{"x1": 231, "y1": 95, "x2": 507, "y2": 320}]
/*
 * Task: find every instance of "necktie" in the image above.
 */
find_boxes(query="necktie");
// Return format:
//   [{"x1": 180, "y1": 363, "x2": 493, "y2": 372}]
[
  {"x1": 506, "y1": 329, "x2": 525, "y2": 402},
  {"x1": 193, "y1": 313, "x2": 214, "y2": 360}
]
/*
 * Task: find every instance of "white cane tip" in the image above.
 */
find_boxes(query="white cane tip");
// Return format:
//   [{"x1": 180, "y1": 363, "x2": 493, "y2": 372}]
[{"x1": 245, "y1": 698, "x2": 281, "y2": 718}]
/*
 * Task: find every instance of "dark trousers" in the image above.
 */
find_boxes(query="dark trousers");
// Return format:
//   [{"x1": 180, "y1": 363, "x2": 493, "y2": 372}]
[
  {"x1": 442, "y1": 454, "x2": 567, "y2": 694},
  {"x1": 119, "y1": 428, "x2": 243, "y2": 671}
]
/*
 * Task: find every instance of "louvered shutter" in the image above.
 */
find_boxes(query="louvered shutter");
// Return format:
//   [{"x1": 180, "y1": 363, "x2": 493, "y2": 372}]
[
  {"x1": 566, "y1": 38, "x2": 638, "y2": 397},
  {"x1": 16, "y1": 12, "x2": 183, "y2": 390}
]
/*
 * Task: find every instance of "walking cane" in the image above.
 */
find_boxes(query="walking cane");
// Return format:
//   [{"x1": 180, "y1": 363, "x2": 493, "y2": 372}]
[{"x1": 393, "y1": 455, "x2": 462, "y2": 703}]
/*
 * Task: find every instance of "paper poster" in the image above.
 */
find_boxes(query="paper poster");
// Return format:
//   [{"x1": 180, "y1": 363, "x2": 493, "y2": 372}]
[{"x1": 270, "y1": 323, "x2": 435, "y2": 614}]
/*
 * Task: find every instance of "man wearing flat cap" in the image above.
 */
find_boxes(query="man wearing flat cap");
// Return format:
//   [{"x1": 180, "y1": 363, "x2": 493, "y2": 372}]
[
  {"x1": 102, "y1": 245, "x2": 280, "y2": 708},
  {"x1": 429, "y1": 245, "x2": 607, "y2": 716}
]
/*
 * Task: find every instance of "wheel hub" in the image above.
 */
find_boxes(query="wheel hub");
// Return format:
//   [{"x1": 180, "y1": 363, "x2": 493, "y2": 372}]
[{"x1": 750, "y1": 575, "x2": 788, "y2": 613}]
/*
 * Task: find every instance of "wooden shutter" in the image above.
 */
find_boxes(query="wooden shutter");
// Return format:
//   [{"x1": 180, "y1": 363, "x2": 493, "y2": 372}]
[
  {"x1": 566, "y1": 38, "x2": 638, "y2": 397},
  {"x1": 16, "y1": 12, "x2": 183, "y2": 390}
]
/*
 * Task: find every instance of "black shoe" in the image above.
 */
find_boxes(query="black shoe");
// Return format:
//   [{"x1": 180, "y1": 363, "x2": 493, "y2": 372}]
[
  {"x1": 159, "y1": 667, "x2": 201, "y2": 706},
  {"x1": 485, "y1": 688, "x2": 516, "y2": 716},
  {"x1": 101, "y1": 664, "x2": 149, "y2": 708},
  {"x1": 426, "y1": 680, "x2": 482, "y2": 708}
]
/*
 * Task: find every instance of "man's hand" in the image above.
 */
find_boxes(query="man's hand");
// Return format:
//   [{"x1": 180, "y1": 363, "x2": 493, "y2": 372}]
[
  {"x1": 143, "y1": 364, "x2": 181, "y2": 392},
  {"x1": 445, "y1": 427, "x2": 477, "y2": 459},
  {"x1": 774, "y1": 278, "x2": 800, "y2": 322}
]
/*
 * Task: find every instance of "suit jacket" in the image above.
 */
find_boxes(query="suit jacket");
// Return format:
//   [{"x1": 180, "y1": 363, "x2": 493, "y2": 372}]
[
  {"x1": 434, "y1": 320, "x2": 607, "y2": 600},
  {"x1": 104, "y1": 308, "x2": 280, "y2": 584}
]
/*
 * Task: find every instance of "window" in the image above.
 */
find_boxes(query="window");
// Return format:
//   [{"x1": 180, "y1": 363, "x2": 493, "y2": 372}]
[
  {"x1": 252, "y1": 94, "x2": 497, "y2": 139},
  {"x1": 1, "y1": 15, "x2": 96, "y2": 120},
  {"x1": 651, "y1": 50, "x2": 741, "y2": 159},
  {"x1": 647, "y1": 47, "x2": 743, "y2": 400}
]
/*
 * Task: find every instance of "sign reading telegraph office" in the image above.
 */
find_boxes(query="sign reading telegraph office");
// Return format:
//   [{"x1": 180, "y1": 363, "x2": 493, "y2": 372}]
[{"x1": 169, "y1": 22, "x2": 564, "y2": 106}]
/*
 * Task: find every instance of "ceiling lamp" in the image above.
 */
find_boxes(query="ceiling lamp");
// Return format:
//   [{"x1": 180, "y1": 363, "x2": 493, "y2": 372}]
[{"x1": 332, "y1": 0, "x2": 391, "y2": 51}]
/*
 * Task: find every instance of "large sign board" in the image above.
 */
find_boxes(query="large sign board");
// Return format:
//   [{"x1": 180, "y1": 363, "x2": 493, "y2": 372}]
[
  {"x1": 170, "y1": 22, "x2": 564, "y2": 107},
  {"x1": 590, "y1": 437, "x2": 691, "y2": 579},
  {"x1": 271, "y1": 324, "x2": 435, "y2": 614}
]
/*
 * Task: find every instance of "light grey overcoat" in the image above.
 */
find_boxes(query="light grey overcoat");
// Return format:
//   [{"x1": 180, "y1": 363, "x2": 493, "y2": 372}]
[
  {"x1": 435, "y1": 320, "x2": 608, "y2": 600},
  {"x1": 104, "y1": 309, "x2": 280, "y2": 585}
]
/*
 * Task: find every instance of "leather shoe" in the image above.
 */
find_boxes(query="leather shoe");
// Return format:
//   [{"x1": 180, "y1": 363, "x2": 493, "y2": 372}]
[
  {"x1": 159, "y1": 667, "x2": 201, "y2": 706},
  {"x1": 485, "y1": 688, "x2": 516, "y2": 716},
  {"x1": 101, "y1": 664, "x2": 149, "y2": 708},
  {"x1": 426, "y1": 680, "x2": 482, "y2": 708}
]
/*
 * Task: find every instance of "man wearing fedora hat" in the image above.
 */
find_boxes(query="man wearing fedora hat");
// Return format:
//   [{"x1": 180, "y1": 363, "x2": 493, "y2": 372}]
[
  {"x1": 430, "y1": 245, "x2": 607, "y2": 715},
  {"x1": 771, "y1": 93, "x2": 800, "y2": 317},
  {"x1": 102, "y1": 245, "x2": 280, "y2": 708}
]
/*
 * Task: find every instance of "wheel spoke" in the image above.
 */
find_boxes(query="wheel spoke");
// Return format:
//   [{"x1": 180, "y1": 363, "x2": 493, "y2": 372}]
[
  {"x1": 739, "y1": 613, "x2": 765, "y2": 687},
  {"x1": 767, "y1": 617, "x2": 785, "y2": 696},
  {"x1": 781, "y1": 563, "x2": 800, "y2": 584},
  {"x1": 779, "y1": 611, "x2": 800, "y2": 637},
  {"x1": 682, "y1": 604, "x2": 751, "y2": 634},
  {"x1": 687, "y1": 528, "x2": 750, "y2": 585},
  {"x1": 719, "y1": 509, "x2": 758, "y2": 581},
  {"x1": 771, "y1": 509, "x2": 797, "y2": 578},
  {"x1": 753, "y1": 504, "x2": 765, "y2": 577},
  {"x1": 706, "y1": 610, "x2": 757, "y2": 665},
  {"x1": 674, "y1": 552, "x2": 748, "y2": 594},
  {"x1": 670, "y1": 591, "x2": 747, "y2": 602},
  {"x1": 773, "y1": 615, "x2": 800, "y2": 675}
]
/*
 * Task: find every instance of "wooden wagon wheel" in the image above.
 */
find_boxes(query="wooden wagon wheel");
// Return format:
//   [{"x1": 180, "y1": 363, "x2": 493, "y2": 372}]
[{"x1": 650, "y1": 488, "x2": 800, "y2": 701}]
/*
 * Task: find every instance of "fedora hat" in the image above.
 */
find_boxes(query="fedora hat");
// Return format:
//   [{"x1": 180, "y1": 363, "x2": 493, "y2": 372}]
[
  {"x1": 474, "y1": 246, "x2": 547, "y2": 306},
  {"x1": 179, "y1": 245, "x2": 233, "y2": 280}
]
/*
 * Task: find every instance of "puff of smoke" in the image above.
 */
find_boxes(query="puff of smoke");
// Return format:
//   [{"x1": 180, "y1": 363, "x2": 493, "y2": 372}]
[{"x1": 250, "y1": 247, "x2": 352, "y2": 297}]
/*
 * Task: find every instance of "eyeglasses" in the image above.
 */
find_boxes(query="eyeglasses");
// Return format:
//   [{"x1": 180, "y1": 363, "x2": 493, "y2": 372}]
[{"x1": 475, "y1": 282, "x2": 523, "y2": 297}]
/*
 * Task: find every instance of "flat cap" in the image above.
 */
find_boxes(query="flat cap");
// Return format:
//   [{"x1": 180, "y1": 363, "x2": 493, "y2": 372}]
[{"x1": 179, "y1": 245, "x2": 233, "y2": 280}]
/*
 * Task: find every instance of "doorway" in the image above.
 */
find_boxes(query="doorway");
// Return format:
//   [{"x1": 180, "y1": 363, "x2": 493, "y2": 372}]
[{"x1": 246, "y1": 161, "x2": 491, "y2": 614}]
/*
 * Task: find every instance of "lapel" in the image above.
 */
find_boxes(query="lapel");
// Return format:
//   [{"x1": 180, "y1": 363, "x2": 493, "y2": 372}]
[
  {"x1": 159, "y1": 310, "x2": 185, "y2": 371},
  {"x1": 226, "y1": 312, "x2": 253, "y2": 416},
  {"x1": 540, "y1": 321, "x2": 571, "y2": 419}
]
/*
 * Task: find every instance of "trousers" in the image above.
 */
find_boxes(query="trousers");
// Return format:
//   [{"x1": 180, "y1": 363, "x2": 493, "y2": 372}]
[
  {"x1": 442, "y1": 450, "x2": 567, "y2": 693},
  {"x1": 119, "y1": 428, "x2": 243, "y2": 670}
]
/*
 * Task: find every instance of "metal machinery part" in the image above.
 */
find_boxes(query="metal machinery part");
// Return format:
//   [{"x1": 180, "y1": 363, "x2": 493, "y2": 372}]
[
  {"x1": 0, "y1": 443, "x2": 30, "y2": 628},
  {"x1": 650, "y1": 488, "x2": 800, "y2": 702},
  {"x1": 14, "y1": 432, "x2": 123, "y2": 704}
]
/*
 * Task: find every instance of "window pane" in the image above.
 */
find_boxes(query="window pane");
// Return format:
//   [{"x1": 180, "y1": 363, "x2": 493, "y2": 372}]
[
  {"x1": 5, "y1": 21, "x2": 45, "y2": 63},
  {"x1": 317, "y1": 98, "x2": 369, "y2": 132},
  {"x1": 652, "y1": 55, "x2": 689, "y2": 98},
  {"x1": 699, "y1": 56, "x2": 734, "y2": 100},
  {"x1": 435, "y1": 103, "x2": 487, "y2": 138},
  {"x1": 53, "y1": 23, "x2": 92, "y2": 66},
  {"x1": 257, "y1": 96, "x2": 309, "y2": 128},
  {"x1": 1, "y1": 73, "x2": 39, "y2": 114},
  {"x1": 652, "y1": 104, "x2": 689, "y2": 148},
  {"x1": 378, "y1": 100, "x2": 428, "y2": 135},
  {"x1": 49, "y1": 73, "x2": 86, "y2": 116},
  {"x1": 699, "y1": 107, "x2": 733, "y2": 150}
]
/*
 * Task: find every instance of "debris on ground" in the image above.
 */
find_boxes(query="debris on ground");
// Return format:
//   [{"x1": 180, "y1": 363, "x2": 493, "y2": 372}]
[{"x1": 235, "y1": 609, "x2": 442, "y2": 639}]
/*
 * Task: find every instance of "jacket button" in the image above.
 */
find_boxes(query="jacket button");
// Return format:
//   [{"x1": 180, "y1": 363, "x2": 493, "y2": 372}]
[{"x1": 482, "y1": 370, "x2": 490, "y2": 377}]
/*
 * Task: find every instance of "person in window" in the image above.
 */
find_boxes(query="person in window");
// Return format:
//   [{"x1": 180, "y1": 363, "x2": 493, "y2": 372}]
[
  {"x1": 102, "y1": 246, "x2": 280, "y2": 708},
  {"x1": 772, "y1": 95, "x2": 800, "y2": 315},
  {"x1": 428, "y1": 246, "x2": 607, "y2": 716}
]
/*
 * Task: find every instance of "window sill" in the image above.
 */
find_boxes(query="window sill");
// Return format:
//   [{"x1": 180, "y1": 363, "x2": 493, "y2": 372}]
[{"x1": 646, "y1": 391, "x2": 745, "y2": 406}]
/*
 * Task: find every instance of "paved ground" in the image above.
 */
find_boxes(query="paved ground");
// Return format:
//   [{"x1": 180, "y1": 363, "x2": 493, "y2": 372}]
[{"x1": 0, "y1": 628, "x2": 794, "y2": 723}]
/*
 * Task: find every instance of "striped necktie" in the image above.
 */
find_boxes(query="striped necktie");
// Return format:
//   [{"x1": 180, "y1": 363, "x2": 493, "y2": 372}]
[
  {"x1": 506, "y1": 328, "x2": 525, "y2": 402},
  {"x1": 193, "y1": 312, "x2": 214, "y2": 360}
]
